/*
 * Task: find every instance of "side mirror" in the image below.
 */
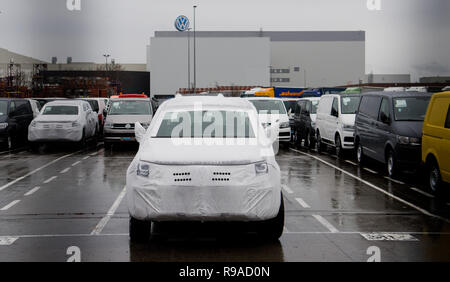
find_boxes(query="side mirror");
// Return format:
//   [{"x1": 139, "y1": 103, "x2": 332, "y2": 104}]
[
  {"x1": 135, "y1": 122, "x2": 146, "y2": 143},
  {"x1": 331, "y1": 108, "x2": 339, "y2": 117},
  {"x1": 380, "y1": 112, "x2": 390, "y2": 124}
]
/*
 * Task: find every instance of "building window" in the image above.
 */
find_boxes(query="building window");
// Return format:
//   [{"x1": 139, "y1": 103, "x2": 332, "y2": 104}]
[
  {"x1": 270, "y1": 68, "x2": 290, "y2": 74},
  {"x1": 271, "y1": 78, "x2": 290, "y2": 83},
  {"x1": 294, "y1": 67, "x2": 300, "y2": 72}
]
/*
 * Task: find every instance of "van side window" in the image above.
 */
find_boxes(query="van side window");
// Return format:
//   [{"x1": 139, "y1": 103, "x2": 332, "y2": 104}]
[
  {"x1": 359, "y1": 96, "x2": 381, "y2": 119},
  {"x1": 379, "y1": 98, "x2": 391, "y2": 121},
  {"x1": 445, "y1": 105, "x2": 450, "y2": 129},
  {"x1": 331, "y1": 98, "x2": 338, "y2": 115}
]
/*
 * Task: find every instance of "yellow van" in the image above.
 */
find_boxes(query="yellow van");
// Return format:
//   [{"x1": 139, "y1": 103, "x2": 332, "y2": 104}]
[{"x1": 422, "y1": 91, "x2": 450, "y2": 193}]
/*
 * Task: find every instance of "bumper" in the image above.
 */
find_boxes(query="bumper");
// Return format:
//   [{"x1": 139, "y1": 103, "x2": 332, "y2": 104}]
[
  {"x1": 28, "y1": 127, "x2": 83, "y2": 142},
  {"x1": 341, "y1": 130, "x2": 355, "y2": 149},
  {"x1": 278, "y1": 127, "x2": 291, "y2": 142},
  {"x1": 103, "y1": 129, "x2": 136, "y2": 142},
  {"x1": 395, "y1": 144, "x2": 422, "y2": 168},
  {"x1": 126, "y1": 162, "x2": 281, "y2": 222}
]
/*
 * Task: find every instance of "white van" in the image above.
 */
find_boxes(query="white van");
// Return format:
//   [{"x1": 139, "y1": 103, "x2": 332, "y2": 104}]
[{"x1": 315, "y1": 94, "x2": 361, "y2": 156}]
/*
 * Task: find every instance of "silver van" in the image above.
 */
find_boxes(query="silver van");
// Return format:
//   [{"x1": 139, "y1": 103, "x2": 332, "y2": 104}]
[{"x1": 103, "y1": 98, "x2": 153, "y2": 149}]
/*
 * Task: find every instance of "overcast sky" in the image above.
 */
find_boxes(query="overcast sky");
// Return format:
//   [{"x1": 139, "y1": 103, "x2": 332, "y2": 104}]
[{"x1": 0, "y1": 0, "x2": 449, "y2": 81}]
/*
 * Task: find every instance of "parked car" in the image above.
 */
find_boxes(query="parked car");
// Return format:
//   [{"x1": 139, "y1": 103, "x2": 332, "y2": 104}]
[
  {"x1": 78, "y1": 98, "x2": 107, "y2": 134},
  {"x1": 246, "y1": 97, "x2": 291, "y2": 143},
  {"x1": 0, "y1": 98, "x2": 35, "y2": 150},
  {"x1": 315, "y1": 94, "x2": 361, "y2": 156},
  {"x1": 292, "y1": 97, "x2": 320, "y2": 148},
  {"x1": 422, "y1": 91, "x2": 450, "y2": 194},
  {"x1": 34, "y1": 98, "x2": 68, "y2": 109},
  {"x1": 103, "y1": 98, "x2": 153, "y2": 149},
  {"x1": 355, "y1": 91, "x2": 432, "y2": 177},
  {"x1": 126, "y1": 95, "x2": 283, "y2": 242},
  {"x1": 28, "y1": 100, "x2": 98, "y2": 148}
]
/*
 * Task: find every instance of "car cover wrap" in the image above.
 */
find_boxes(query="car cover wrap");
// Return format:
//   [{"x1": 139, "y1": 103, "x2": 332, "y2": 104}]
[
  {"x1": 28, "y1": 123, "x2": 84, "y2": 142},
  {"x1": 126, "y1": 157, "x2": 281, "y2": 222}
]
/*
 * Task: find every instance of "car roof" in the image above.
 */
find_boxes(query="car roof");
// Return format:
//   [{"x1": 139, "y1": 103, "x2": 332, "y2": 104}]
[
  {"x1": 162, "y1": 96, "x2": 255, "y2": 111},
  {"x1": 43, "y1": 100, "x2": 85, "y2": 106},
  {"x1": 361, "y1": 91, "x2": 433, "y2": 98},
  {"x1": 245, "y1": 97, "x2": 284, "y2": 101}
]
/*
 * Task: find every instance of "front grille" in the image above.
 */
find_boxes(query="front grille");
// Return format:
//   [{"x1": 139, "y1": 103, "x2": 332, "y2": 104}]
[
  {"x1": 105, "y1": 132, "x2": 135, "y2": 137},
  {"x1": 344, "y1": 137, "x2": 354, "y2": 143},
  {"x1": 113, "y1": 123, "x2": 135, "y2": 129},
  {"x1": 279, "y1": 132, "x2": 290, "y2": 137}
]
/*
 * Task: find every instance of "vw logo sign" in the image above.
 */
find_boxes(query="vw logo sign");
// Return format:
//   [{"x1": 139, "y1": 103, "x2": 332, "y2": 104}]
[
  {"x1": 125, "y1": 124, "x2": 131, "y2": 129},
  {"x1": 174, "y1": 15, "x2": 190, "y2": 32}
]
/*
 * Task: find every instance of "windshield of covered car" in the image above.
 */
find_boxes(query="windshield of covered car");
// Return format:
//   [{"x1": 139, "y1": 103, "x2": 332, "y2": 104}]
[
  {"x1": 154, "y1": 110, "x2": 255, "y2": 138},
  {"x1": 393, "y1": 97, "x2": 431, "y2": 121},
  {"x1": 42, "y1": 105, "x2": 79, "y2": 115},
  {"x1": 311, "y1": 100, "x2": 319, "y2": 114},
  {"x1": 249, "y1": 100, "x2": 287, "y2": 114},
  {"x1": 340, "y1": 96, "x2": 361, "y2": 114},
  {"x1": 0, "y1": 101, "x2": 7, "y2": 116},
  {"x1": 108, "y1": 100, "x2": 151, "y2": 115}
]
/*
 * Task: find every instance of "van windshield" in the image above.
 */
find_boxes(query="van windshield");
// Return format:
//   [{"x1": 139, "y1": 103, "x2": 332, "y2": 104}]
[
  {"x1": 393, "y1": 97, "x2": 431, "y2": 121},
  {"x1": 109, "y1": 100, "x2": 151, "y2": 115},
  {"x1": 43, "y1": 105, "x2": 79, "y2": 115},
  {"x1": 341, "y1": 96, "x2": 361, "y2": 114},
  {"x1": 249, "y1": 100, "x2": 287, "y2": 114},
  {"x1": 0, "y1": 101, "x2": 7, "y2": 116}
]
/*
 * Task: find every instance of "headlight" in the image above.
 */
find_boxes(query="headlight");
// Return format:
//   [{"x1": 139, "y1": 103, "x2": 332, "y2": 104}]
[
  {"x1": 342, "y1": 124, "x2": 355, "y2": 131},
  {"x1": 397, "y1": 135, "x2": 420, "y2": 145},
  {"x1": 104, "y1": 122, "x2": 113, "y2": 128},
  {"x1": 280, "y1": 122, "x2": 290, "y2": 129},
  {"x1": 0, "y1": 123, "x2": 8, "y2": 129},
  {"x1": 255, "y1": 161, "x2": 268, "y2": 174},
  {"x1": 137, "y1": 162, "x2": 150, "y2": 177},
  {"x1": 72, "y1": 121, "x2": 80, "y2": 127}
]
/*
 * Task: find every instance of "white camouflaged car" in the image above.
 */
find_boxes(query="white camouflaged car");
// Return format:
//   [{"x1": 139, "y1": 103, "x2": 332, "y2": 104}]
[{"x1": 126, "y1": 95, "x2": 284, "y2": 242}]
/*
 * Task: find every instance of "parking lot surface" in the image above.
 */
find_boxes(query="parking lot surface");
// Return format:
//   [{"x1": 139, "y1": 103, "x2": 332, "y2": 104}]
[{"x1": 0, "y1": 144, "x2": 449, "y2": 262}]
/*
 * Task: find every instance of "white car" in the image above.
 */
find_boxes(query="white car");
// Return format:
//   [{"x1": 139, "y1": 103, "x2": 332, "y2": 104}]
[
  {"x1": 28, "y1": 100, "x2": 98, "y2": 147},
  {"x1": 245, "y1": 97, "x2": 291, "y2": 143},
  {"x1": 126, "y1": 95, "x2": 283, "y2": 242},
  {"x1": 26, "y1": 99, "x2": 42, "y2": 118},
  {"x1": 315, "y1": 94, "x2": 361, "y2": 156}
]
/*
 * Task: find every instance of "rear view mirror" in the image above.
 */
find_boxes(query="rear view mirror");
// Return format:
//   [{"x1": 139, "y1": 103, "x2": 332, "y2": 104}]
[
  {"x1": 380, "y1": 112, "x2": 390, "y2": 124},
  {"x1": 331, "y1": 108, "x2": 339, "y2": 117},
  {"x1": 135, "y1": 122, "x2": 146, "y2": 143}
]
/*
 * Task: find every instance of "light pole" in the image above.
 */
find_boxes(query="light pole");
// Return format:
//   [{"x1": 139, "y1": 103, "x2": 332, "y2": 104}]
[
  {"x1": 187, "y1": 28, "x2": 192, "y2": 92},
  {"x1": 193, "y1": 5, "x2": 197, "y2": 94},
  {"x1": 103, "y1": 54, "x2": 110, "y2": 72}
]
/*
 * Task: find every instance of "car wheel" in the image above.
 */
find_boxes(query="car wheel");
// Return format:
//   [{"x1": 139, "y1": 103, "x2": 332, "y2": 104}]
[
  {"x1": 6, "y1": 135, "x2": 13, "y2": 151},
  {"x1": 304, "y1": 131, "x2": 310, "y2": 148},
  {"x1": 386, "y1": 149, "x2": 397, "y2": 177},
  {"x1": 428, "y1": 161, "x2": 443, "y2": 194},
  {"x1": 79, "y1": 129, "x2": 86, "y2": 149},
  {"x1": 129, "y1": 216, "x2": 151, "y2": 243},
  {"x1": 294, "y1": 131, "x2": 301, "y2": 149},
  {"x1": 335, "y1": 135, "x2": 343, "y2": 158},
  {"x1": 315, "y1": 131, "x2": 324, "y2": 153},
  {"x1": 259, "y1": 194, "x2": 284, "y2": 241},
  {"x1": 356, "y1": 142, "x2": 365, "y2": 165}
]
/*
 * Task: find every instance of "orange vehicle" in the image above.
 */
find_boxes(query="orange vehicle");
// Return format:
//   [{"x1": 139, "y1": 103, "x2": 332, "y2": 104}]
[{"x1": 118, "y1": 93, "x2": 148, "y2": 99}]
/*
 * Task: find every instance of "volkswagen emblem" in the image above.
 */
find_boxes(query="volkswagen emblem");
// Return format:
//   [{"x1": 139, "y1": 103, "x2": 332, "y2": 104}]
[
  {"x1": 125, "y1": 124, "x2": 131, "y2": 129},
  {"x1": 174, "y1": 15, "x2": 190, "y2": 32}
]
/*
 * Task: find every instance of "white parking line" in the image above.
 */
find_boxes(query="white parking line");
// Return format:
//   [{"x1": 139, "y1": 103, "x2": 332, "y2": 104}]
[
  {"x1": 290, "y1": 148, "x2": 450, "y2": 224},
  {"x1": 43, "y1": 176, "x2": 57, "y2": 184},
  {"x1": 60, "y1": 167, "x2": 71, "y2": 174},
  {"x1": 345, "y1": 160, "x2": 358, "y2": 166},
  {"x1": 72, "y1": 161, "x2": 81, "y2": 167},
  {"x1": 295, "y1": 198, "x2": 311, "y2": 208},
  {"x1": 363, "y1": 167, "x2": 378, "y2": 174},
  {"x1": 82, "y1": 156, "x2": 90, "y2": 160},
  {"x1": 282, "y1": 185, "x2": 293, "y2": 194},
  {"x1": 0, "y1": 237, "x2": 19, "y2": 245},
  {"x1": 383, "y1": 176, "x2": 405, "y2": 185},
  {"x1": 312, "y1": 214, "x2": 339, "y2": 233},
  {"x1": 24, "y1": 186, "x2": 40, "y2": 196},
  {"x1": 0, "y1": 200, "x2": 21, "y2": 211},
  {"x1": 283, "y1": 227, "x2": 290, "y2": 233},
  {"x1": 410, "y1": 187, "x2": 435, "y2": 198},
  {"x1": 0, "y1": 151, "x2": 80, "y2": 192},
  {"x1": 91, "y1": 186, "x2": 127, "y2": 235}
]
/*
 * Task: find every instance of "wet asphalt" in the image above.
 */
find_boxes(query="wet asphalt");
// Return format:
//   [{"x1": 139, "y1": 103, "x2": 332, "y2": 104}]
[{"x1": 0, "y1": 142, "x2": 449, "y2": 262}]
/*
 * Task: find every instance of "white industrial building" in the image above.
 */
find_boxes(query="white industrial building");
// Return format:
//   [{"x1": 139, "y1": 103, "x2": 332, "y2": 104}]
[
  {"x1": 147, "y1": 31, "x2": 365, "y2": 97},
  {"x1": 365, "y1": 73, "x2": 411, "y2": 83}
]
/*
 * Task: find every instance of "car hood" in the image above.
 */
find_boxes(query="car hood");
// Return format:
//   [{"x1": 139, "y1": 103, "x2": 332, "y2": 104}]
[
  {"x1": 341, "y1": 114, "x2": 356, "y2": 126},
  {"x1": 139, "y1": 138, "x2": 269, "y2": 165},
  {"x1": 106, "y1": 115, "x2": 152, "y2": 124},
  {"x1": 34, "y1": 115, "x2": 79, "y2": 122},
  {"x1": 392, "y1": 121, "x2": 424, "y2": 138}
]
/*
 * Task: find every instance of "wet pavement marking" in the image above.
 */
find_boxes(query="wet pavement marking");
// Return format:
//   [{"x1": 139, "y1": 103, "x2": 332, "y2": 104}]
[
  {"x1": 345, "y1": 160, "x2": 358, "y2": 166},
  {"x1": 91, "y1": 186, "x2": 127, "y2": 235},
  {"x1": 290, "y1": 148, "x2": 450, "y2": 224},
  {"x1": 410, "y1": 187, "x2": 434, "y2": 198},
  {"x1": 82, "y1": 156, "x2": 90, "y2": 160},
  {"x1": 0, "y1": 237, "x2": 19, "y2": 245},
  {"x1": 363, "y1": 167, "x2": 378, "y2": 174},
  {"x1": 43, "y1": 176, "x2": 57, "y2": 184},
  {"x1": 295, "y1": 198, "x2": 311, "y2": 208},
  {"x1": 24, "y1": 186, "x2": 41, "y2": 196},
  {"x1": 71, "y1": 161, "x2": 82, "y2": 167},
  {"x1": 360, "y1": 233, "x2": 419, "y2": 241},
  {"x1": 0, "y1": 200, "x2": 21, "y2": 211},
  {"x1": 383, "y1": 176, "x2": 405, "y2": 185},
  {"x1": 60, "y1": 167, "x2": 71, "y2": 174},
  {"x1": 282, "y1": 185, "x2": 293, "y2": 194},
  {"x1": 0, "y1": 150, "x2": 81, "y2": 192},
  {"x1": 312, "y1": 215, "x2": 339, "y2": 233}
]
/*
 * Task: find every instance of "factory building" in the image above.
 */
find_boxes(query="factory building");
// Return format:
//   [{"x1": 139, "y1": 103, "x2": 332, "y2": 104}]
[{"x1": 148, "y1": 31, "x2": 366, "y2": 97}]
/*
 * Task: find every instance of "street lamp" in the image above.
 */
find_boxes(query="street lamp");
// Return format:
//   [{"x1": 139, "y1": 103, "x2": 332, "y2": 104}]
[
  {"x1": 103, "y1": 54, "x2": 110, "y2": 72},
  {"x1": 187, "y1": 27, "x2": 192, "y2": 93},
  {"x1": 193, "y1": 5, "x2": 197, "y2": 94}
]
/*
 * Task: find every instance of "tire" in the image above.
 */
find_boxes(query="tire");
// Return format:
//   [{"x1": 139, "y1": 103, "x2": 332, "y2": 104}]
[
  {"x1": 129, "y1": 216, "x2": 152, "y2": 243},
  {"x1": 428, "y1": 161, "x2": 443, "y2": 195},
  {"x1": 294, "y1": 130, "x2": 301, "y2": 149},
  {"x1": 356, "y1": 142, "x2": 365, "y2": 165},
  {"x1": 315, "y1": 131, "x2": 325, "y2": 153},
  {"x1": 335, "y1": 134, "x2": 343, "y2": 158},
  {"x1": 386, "y1": 149, "x2": 397, "y2": 177},
  {"x1": 304, "y1": 130, "x2": 310, "y2": 148},
  {"x1": 79, "y1": 129, "x2": 86, "y2": 149},
  {"x1": 258, "y1": 195, "x2": 284, "y2": 241}
]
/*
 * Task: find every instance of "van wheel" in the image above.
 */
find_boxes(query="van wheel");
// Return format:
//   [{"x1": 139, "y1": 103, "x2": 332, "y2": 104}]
[
  {"x1": 258, "y1": 194, "x2": 284, "y2": 241},
  {"x1": 356, "y1": 142, "x2": 365, "y2": 165},
  {"x1": 316, "y1": 131, "x2": 325, "y2": 153},
  {"x1": 335, "y1": 135, "x2": 343, "y2": 158},
  {"x1": 79, "y1": 130, "x2": 87, "y2": 149},
  {"x1": 7, "y1": 135, "x2": 13, "y2": 150},
  {"x1": 129, "y1": 217, "x2": 151, "y2": 243},
  {"x1": 304, "y1": 131, "x2": 310, "y2": 148},
  {"x1": 428, "y1": 161, "x2": 443, "y2": 195},
  {"x1": 386, "y1": 149, "x2": 397, "y2": 177}
]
